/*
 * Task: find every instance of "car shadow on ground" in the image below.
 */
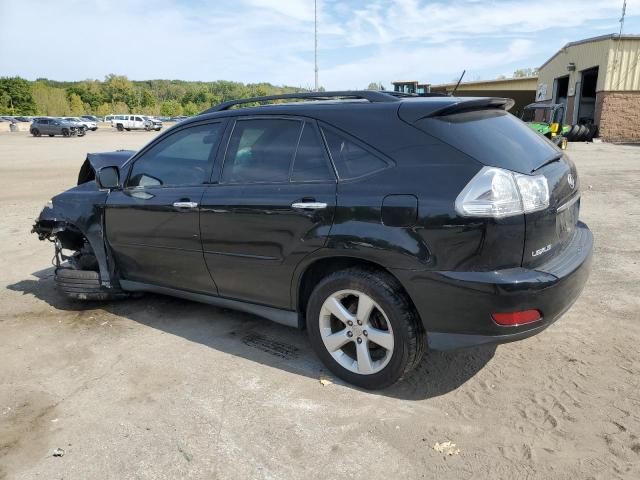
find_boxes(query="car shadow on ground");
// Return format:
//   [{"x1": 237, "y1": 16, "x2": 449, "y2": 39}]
[{"x1": 8, "y1": 268, "x2": 496, "y2": 401}]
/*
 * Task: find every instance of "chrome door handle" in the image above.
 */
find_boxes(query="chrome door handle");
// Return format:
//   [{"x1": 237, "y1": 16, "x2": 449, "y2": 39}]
[
  {"x1": 173, "y1": 201, "x2": 198, "y2": 209},
  {"x1": 291, "y1": 202, "x2": 327, "y2": 210}
]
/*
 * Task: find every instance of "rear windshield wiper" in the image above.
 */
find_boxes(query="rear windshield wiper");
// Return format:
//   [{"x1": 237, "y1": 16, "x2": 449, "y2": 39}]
[{"x1": 532, "y1": 153, "x2": 563, "y2": 173}]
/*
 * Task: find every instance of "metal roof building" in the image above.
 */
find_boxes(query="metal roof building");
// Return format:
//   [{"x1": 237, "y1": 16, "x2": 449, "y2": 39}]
[
  {"x1": 429, "y1": 77, "x2": 538, "y2": 117},
  {"x1": 536, "y1": 34, "x2": 640, "y2": 142}
]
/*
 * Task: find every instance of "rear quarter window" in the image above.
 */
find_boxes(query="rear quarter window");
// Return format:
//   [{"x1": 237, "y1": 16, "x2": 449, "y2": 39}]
[
  {"x1": 415, "y1": 109, "x2": 559, "y2": 174},
  {"x1": 321, "y1": 126, "x2": 389, "y2": 180}
]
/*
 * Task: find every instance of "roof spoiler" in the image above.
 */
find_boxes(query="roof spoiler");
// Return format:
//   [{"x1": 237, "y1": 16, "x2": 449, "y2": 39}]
[
  {"x1": 399, "y1": 97, "x2": 515, "y2": 123},
  {"x1": 428, "y1": 97, "x2": 515, "y2": 117}
]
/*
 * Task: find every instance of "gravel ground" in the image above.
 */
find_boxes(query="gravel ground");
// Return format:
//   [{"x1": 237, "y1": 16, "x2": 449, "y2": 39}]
[{"x1": 0, "y1": 130, "x2": 639, "y2": 480}]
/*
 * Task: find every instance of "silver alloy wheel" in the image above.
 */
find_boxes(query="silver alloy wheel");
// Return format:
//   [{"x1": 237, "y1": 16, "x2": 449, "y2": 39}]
[{"x1": 319, "y1": 289, "x2": 394, "y2": 375}]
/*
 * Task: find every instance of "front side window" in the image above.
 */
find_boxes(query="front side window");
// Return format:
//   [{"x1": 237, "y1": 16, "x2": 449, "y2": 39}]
[
  {"x1": 135, "y1": 116, "x2": 143, "y2": 122},
  {"x1": 127, "y1": 123, "x2": 223, "y2": 188},
  {"x1": 221, "y1": 119, "x2": 302, "y2": 183},
  {"x1": 321, "y1": 127, "x2": 389, "y2": 180}
]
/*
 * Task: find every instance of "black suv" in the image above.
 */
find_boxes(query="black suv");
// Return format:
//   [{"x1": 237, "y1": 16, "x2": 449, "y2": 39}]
[{"x1": 33, "y1": 91, "x2": 592, "y2": 389}]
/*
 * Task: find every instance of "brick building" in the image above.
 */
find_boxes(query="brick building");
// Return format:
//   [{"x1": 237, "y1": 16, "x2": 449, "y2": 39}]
[{"x1": 536, "y1": 34, "x2": 640, "y2": 143}]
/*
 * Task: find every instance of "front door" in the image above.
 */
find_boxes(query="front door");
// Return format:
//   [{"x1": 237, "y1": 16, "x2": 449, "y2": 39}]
[
  {"x1": 200, "y1": 118, "x2": 337, "y2": 308},
  {"x1": 106, "y1": 120, "x2": 225, "y2": 293}
]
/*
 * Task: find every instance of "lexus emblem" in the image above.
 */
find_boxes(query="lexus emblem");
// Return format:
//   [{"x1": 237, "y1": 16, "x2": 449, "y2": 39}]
[{"x1": 567, "y1": 173, "x2": 575, "y2": 189}]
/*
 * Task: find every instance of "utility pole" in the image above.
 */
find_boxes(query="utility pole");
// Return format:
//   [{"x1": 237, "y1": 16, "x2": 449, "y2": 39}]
[
  {"x1": 612, "y1": 0, "x2": 627, "y2": 82},
  {"x1": 619, "y1": 0, "x2": 627, "y2": 37},
  {"x1": 314, "y1": 0, "x2": 319, "y2": 91}
]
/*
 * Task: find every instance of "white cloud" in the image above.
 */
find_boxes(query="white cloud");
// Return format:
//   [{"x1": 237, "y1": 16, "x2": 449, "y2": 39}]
[
  {"x1": 0, "y1": 0, "x2": 633, "y2": 90},
  {"x1": 340, "y1": 0, "x2": 626, "y2": 46},
  {"x1": 322, "y1": 38, "x2": 535, "y2": 89}
]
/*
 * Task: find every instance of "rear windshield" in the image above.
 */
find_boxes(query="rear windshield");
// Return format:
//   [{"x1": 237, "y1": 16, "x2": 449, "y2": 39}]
[{"x1": 415, "y1": 109, "x2": 559, "y2": 174}]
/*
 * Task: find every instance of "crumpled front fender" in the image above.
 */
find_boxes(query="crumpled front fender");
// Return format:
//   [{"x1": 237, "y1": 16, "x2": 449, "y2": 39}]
[{"x1": 32, "y1": 184, "x2": 115, "y2": 287}]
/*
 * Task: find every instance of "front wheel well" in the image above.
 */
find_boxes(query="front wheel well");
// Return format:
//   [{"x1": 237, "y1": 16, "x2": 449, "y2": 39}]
[{"x1": 296, "y1": 257, "x2": 422, "y2": 330}]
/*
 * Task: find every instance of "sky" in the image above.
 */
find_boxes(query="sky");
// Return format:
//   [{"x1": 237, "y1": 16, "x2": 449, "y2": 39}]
[{"x1": 0, "y1": 0, "x2": 638, "y2": 89}]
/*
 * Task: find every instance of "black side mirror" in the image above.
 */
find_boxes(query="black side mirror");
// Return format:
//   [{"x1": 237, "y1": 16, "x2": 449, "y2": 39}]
[{"x1": 96, "y1": 166, "x2": 120, "y2": 190}]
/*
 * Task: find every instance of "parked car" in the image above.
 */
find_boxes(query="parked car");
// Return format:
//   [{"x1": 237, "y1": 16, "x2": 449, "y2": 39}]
[
  {"x1": 32, "y1": 91, "x2": 592, "y2": 389},
  {"x1": 111, "y1": 114, "x2": 146, "y2": 131},
  {"x1": 81, "y1": 115, "x2": 99, "y2": 123},
  {"x1": 63, "y1": 117, "x2": 97, "y2": 131},
  {"x1": 30, "y1": 117, "x2": 84, "y2": 137},
  {"x1": 142, "y1": 116, "x2": 163, "y2": 131}
]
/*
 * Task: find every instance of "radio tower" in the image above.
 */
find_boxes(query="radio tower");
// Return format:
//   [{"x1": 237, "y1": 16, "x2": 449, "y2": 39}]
[{"x1": 314, "y1": 0, "x2": 319, "y2": 91}]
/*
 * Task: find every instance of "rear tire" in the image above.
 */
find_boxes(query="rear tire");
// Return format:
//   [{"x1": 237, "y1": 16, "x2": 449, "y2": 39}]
[
  {"x1": 567, "y1": 125, "x2": 579, "y2": 141},
  {"x1": 55, "y1": 267, "x2": 128, "y2": 301},
  {"x1": 306, "y1": 268, "x2": 424, "y2": 389},
  {"x1": 577, "y1": 125, "x2": 589, "y2": 141},
  {"x1": 31, "y1": 129, "x2": 40, "y2": 137}
]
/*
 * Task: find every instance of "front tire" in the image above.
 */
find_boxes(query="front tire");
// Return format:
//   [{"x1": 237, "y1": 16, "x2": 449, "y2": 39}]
[
  {"x1": 307, "y1": 268, "x2": 424, "y2": 389},
  {"x1": 55, "y1": 267, "x2": 128, "y2": 301},
  {"x1": 62, "y1": 128, "x2": 70, "y2": 137}
]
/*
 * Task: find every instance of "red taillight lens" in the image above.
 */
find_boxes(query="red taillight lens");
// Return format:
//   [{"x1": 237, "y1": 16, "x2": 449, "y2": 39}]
[{"x1": 492, "y1": 310, "x2": 542, "y2": 326}]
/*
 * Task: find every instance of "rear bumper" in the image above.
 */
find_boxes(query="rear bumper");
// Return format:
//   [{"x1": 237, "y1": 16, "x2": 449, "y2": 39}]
[{"x1": 394, "y1": 222, "x2": 593, "y2": 350}]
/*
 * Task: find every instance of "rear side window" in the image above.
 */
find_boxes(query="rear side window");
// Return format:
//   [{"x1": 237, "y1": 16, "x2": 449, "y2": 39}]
[
  {"x1": 321, "y1": 127, "x2": 388, "y2": 179},
  {"x1": 222, "y1": 119, "x2": 301, "y2": 183},
  {"x1": 291, "y1": 123, "x2": 334, "y2": 182},
  {"x1": 415, "y1": 110, "x2": 559, "y2": 174}
]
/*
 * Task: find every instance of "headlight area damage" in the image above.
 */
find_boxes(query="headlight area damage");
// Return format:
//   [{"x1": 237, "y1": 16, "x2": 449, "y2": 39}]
[{"x1": 32, "y1": 150, "x2": 134, "y2": 300}]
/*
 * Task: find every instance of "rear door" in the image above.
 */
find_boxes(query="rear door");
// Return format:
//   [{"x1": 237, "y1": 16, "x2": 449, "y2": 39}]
[
  {"x1": 200, "y1": 117, "x2": 337, "y2": 308},
  {"x1": 106, "y1": 120, "x2": 225, "y2": 293},
  {"x1": 39, "y1": 119, "x2": 50, "y2": 134}
]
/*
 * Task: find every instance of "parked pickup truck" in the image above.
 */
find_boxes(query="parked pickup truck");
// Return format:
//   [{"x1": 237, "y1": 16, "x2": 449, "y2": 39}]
[{"x1": 112, "y1": 115, "x2": 162, "y2": 132}]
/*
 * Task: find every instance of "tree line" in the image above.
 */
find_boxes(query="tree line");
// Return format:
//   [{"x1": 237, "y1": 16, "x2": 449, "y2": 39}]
[{"x1": 0, "y1": 75, "x2": 311, "y2": 117}]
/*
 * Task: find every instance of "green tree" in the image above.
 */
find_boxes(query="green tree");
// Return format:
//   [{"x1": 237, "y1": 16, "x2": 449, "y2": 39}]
[
  {"x1": 513, "y1": 68, "x2": 539, "y2": 78},
  {"x1": 96, "y1": 103, "x2": 112, "y2": 117},
  {"x1": 32, "y1": 82, "x2": 70, "y2": 116},
  {"x1": 160, "y1": 100, "x2": 183, "y2": 116},
  {"x1": 141, "y1": 89, "x2": 155, "y2": 108},
  {"x1": 182, "y1": 102, "x2": 200, "y2": 116},
  {"x1": 68, "y1": 93, "x2": 85, "y2": 115},
  {"x1": 0, "y1": 77, "x2": 37, "y2": 114},
  {"x1": 111, "y1": 101, "x2": 130, "y2": 114},
  {"x1": 367, "y1": 82, "x2": 381, "y2": 90},
  {"x1": 104, "y1": 74, "x2": 135, "y2": 106}
]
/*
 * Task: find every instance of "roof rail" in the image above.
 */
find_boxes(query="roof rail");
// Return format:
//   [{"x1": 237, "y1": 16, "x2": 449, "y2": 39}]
[{"x1": 202, "y1": 90, "x2": 401, "y2": 114}]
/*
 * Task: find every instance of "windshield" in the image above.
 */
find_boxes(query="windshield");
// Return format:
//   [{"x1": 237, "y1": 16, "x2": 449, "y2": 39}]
[{"x1": 415, "y1": 109, "x2": 560, "y2": 174}]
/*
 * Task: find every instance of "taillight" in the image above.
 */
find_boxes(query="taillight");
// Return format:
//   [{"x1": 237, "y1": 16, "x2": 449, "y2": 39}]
[
  {"x1": 455, "y1": 166, "x2": 549, "y2": 218},
  {"x1": 492, "y1": 310, "x2": 542, "y2": 326}
]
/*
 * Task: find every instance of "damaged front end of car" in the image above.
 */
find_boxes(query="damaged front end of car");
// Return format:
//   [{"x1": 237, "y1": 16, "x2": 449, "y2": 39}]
[{"x1": 32, "y1": 150, "x2": 135, "y2": 296}]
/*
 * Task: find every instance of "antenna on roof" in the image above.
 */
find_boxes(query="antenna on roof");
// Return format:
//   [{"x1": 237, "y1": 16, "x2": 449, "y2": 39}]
[{"x1": 451, "y1": 70, "x2": 466, "y2": 96}]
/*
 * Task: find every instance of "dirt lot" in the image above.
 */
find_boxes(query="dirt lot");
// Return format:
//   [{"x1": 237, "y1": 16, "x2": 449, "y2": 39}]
[{"x1": 0, "y1": 129, "x2": 639, "y2": 479}]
